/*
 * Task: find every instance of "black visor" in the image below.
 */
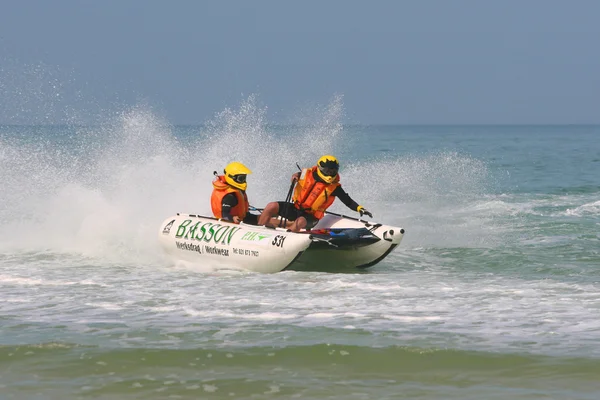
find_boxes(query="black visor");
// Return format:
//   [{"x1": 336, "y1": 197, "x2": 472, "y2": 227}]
[
  {"x1": 230, "y1": 174, "x2": 247, "y2": 184},
  {"x1": 318, "y1": 165, "x2": 338, "y2": 177}
]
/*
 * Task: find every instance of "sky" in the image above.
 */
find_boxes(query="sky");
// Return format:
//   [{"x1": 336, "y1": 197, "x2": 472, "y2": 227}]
[{"x1": 1, "y1": 0, "x2": 599, "y2": 125}]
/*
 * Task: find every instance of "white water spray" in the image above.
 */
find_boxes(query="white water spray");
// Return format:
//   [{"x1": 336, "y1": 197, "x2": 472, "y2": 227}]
[{"x1": 1, "y1": 72, "x2": 499, "y2": 265}]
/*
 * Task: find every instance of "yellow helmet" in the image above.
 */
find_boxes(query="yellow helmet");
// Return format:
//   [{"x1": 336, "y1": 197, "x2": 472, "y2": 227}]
[
  {"x1": 316, "y1": 155, "x2": 340, "y2": 183},
  {"x1": 223, "y1": 161, "x2": 252, "y2": 190}
]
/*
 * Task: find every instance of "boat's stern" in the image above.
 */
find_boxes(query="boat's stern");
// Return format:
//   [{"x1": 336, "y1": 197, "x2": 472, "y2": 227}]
[{"x1": 159, "y1": 214, "x2": 312, "y2": 273}]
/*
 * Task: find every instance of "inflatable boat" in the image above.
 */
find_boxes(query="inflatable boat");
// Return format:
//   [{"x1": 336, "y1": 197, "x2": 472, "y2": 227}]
[{"x1": 158, "y1": 211, "x2": 404, "y2": 273}]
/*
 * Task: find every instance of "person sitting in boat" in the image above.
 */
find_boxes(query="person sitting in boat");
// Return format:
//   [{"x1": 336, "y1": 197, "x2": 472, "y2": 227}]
[
  {"x1": 211, "y1": 162, "x2": 258, "y2": 225},
  {"x1": 257, "y1": 155, "x2": 373, "y2": 232}
]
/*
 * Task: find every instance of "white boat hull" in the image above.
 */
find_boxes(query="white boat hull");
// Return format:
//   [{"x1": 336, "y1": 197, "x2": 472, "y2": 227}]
[
  {"x1": 158, "y1": 212, "x2": 404, "y2": 273},
  {"x1": 159, "y1": 214, "x2": 310, "y2": 273}
]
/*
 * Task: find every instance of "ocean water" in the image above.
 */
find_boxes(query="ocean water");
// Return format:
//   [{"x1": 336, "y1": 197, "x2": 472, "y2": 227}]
[{"x1": 1, "y1": 99, "x2": 600, "y2": 399}]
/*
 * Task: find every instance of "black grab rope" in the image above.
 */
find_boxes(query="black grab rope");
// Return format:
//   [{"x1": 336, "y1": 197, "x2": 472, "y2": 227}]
[
  {"x1": 279, "y1": 179, "x2": 295, "y2": 228},
  {"x1": 279, "y1": 163, "x2": 303, "y2": 229}
]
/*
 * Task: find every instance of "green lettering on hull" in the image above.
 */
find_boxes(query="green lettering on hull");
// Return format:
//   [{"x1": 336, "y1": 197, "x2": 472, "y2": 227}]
[
  {"x1": 174, "y1": 219, "x2": 241, "y2": 245},
  {"x1": 175, "y1": 220, "x2": 192, "y2": 238}
]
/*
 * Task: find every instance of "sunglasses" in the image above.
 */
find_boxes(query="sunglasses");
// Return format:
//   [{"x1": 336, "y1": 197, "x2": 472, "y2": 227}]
[
  {"x1": 319, "y1": 166, "x2": 338, "y2": 177},
  {"x1": 230, "y1": 174, "x2": 247, "y2": 184}
]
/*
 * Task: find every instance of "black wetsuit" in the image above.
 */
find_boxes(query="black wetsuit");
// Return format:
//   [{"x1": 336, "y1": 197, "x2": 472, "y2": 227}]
[
  {"x1": 221, "y1": 192, "x2": 259, "y2": 225},
  {"x1": 277, "y1": 169, "x2": 360, "y2": 228}
]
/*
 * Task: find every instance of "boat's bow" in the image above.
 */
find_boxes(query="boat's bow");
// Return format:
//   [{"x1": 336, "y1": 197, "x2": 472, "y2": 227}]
[{"x1": 286, "y1": 212, "x2": 405, "y2": 272}]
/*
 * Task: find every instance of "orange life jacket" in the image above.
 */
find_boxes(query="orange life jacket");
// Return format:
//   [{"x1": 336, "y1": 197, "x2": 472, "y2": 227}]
[
  {"x1": 210, "y1": 175, "x2": 248, "y2": 221},
  {"x1": 292, "y1": 166, "x2": 340, "y2": 219}
]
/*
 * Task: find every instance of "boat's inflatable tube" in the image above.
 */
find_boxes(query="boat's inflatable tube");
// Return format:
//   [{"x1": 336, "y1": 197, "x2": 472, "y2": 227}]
[
  {"x1": 158, "y1": 214, "x2": 310, "y2": 273},
  {"x1": 158, "y1": 212, "x2": 405, "y2": 273}
]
